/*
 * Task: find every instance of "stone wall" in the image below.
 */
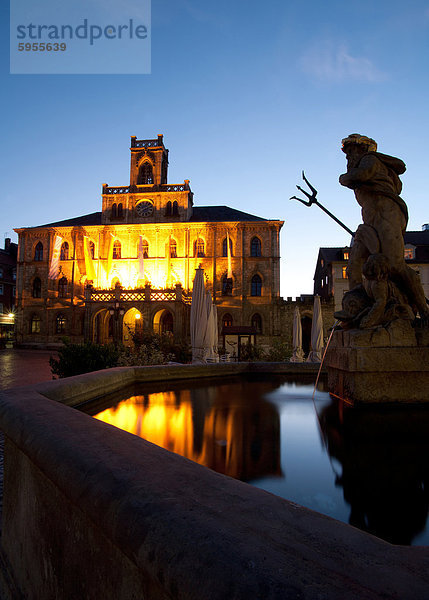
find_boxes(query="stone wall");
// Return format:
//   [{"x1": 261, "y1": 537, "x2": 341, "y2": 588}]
[{"x1": 0, "y1": 366, "x2": 427, "y2": 599}]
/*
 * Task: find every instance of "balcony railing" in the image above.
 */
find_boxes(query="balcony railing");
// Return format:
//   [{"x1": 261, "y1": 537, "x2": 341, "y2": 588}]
[{"x1": 103, "y1": 182, "x2": 190, "y2": 195}]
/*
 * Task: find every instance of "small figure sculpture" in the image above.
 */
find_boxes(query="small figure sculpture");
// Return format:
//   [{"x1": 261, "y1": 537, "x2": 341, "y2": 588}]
[
  {"x1": 335, "y1": 254, "x2": 416, "y2": 329},
  {"x1": 340, "y1": 134, "x2": 429, "y2": 323}
]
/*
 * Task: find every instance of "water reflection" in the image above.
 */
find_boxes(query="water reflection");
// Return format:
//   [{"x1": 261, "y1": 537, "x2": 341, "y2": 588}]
[
  {"x1": 90, "y1": 375, "x2": 429, "y2": 546},
  {"x1": 319, "y1": 400, "x2": 429, "y2": 546},
  {"x1": 94, "y1": 378, "x2": 282, "y2": 481}
]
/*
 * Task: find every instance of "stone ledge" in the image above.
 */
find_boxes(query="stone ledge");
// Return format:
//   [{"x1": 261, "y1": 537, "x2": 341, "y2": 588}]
[
  {"x1": 0, "y1": 384, "x2": 428, "y2": 599},
  {"x1": 33, "y1": 362, "x2": 323, "y2": 408}
]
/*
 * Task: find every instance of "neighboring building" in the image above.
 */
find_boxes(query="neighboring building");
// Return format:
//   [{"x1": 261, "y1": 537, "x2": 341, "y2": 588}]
[
  {"x1": 314, "y1": 227, "x2": 429, "y2": 312},
  {"x1": 313, "y1": 246, "x2": 351, "y2": 312},
  {"x1": 0, "y1": 238, "x2": 18, "y2": 344},
  {"x1": 15, "y1": 135, "x2": 284, "y2": 349}
]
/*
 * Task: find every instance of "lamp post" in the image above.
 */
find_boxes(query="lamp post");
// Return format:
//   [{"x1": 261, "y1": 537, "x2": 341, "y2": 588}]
[{"x1": 109, "y1": 300, "x2": 125, "y2": 346}]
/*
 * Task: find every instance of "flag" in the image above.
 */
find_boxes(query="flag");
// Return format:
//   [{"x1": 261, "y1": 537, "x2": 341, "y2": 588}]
[
  {"x1": 48, "y1": 235, "x2": 63, "y2": 279},
  {"x1": 84, "y1": 236, "x2": 96, "y2": 281},
  {"x1": 105, "y1": 233, "x2": 115, "y2": 278},
  {"x1": 138, "y1": 235, "x2": 145, "y2": 281},
  {"x1": 166, "y1": 235, "x2": 171, "y2": 286},
  {"x1": 227, "y1": 231, "x2": 233, "y2": 279}
]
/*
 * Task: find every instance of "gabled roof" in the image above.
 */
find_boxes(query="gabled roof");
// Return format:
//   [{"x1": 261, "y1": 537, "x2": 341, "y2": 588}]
[
  {"x1": 29, "y1": 212, "x2": 102, "y2": 229},
  {"x1": 190, "y1": 206, "x2": 269, "y2": 222},
  {"x1": 317, "y1": 247, "x2": 348, "y2": 263},
  {"x1": 404, "y1": 230, "x2": 429, "y2": 245},
  {"x1": 18, "y1": 205, "x2": 275, "y2": 230}
]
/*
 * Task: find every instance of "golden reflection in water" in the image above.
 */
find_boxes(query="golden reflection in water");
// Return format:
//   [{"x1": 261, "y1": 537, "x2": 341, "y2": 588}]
[{"x1": 94, "y1": 386, "x2": 281, "y2": 481}]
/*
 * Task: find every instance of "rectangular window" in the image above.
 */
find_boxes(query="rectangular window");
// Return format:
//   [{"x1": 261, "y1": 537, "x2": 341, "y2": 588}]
[
  {"x1": 343, "y1": 252, "x2": 349, "y2": 260},
  {"x1": 0, "y1": 284, "x2": 4, "y2": 295},
  {"x1": 404, "y1": 248, "x2": 414, "y2": 259},
  {"x1": 342, "y1": 266, "x2": 348, "y2": 279}
]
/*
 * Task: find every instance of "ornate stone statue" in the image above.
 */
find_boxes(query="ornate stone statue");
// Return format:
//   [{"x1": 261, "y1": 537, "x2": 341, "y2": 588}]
[{"x1": 339, "y1": 134, "x2": 429, "y2": 326}]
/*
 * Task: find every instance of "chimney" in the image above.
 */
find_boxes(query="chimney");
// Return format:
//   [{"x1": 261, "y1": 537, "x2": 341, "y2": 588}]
[{"x1": 5, "y1": 238, "x2": 10, "y2": 251}]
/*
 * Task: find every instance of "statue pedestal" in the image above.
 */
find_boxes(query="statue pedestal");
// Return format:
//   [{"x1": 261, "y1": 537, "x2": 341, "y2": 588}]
[{"x1": 325, "y1": 320, "x2": 429, "y2": 404}]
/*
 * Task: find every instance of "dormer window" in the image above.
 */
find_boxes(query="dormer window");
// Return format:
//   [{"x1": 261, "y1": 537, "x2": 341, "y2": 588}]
[{"x1": 343, "y1": 251, "x2": 349, "y2": 260}]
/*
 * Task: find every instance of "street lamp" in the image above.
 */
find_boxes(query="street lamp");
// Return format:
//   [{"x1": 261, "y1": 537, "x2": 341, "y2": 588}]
[{"x1": 109, "y1": 301, "x2": 125, "y2": 346}]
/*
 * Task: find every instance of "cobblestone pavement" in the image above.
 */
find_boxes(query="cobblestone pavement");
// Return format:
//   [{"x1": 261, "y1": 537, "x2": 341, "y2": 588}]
[
  {"x1": 0, "y1": 349, "x2": 58, "y2": 545},
  {"x1": 0, "y1": 348, "x2": 57, "y2": 391}
]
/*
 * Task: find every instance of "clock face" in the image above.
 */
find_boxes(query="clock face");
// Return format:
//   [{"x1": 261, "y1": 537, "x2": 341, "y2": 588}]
[{"x1": 135, "y1": 201, "x2": 154, "y2": 218}]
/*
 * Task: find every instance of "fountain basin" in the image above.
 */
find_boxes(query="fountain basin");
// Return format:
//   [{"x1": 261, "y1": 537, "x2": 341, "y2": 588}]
[{"x1": 0, "y1": 363, "x2": 428, "y2": 599}]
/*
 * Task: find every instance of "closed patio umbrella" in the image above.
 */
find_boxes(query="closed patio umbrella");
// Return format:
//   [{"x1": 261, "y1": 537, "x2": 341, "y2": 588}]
[
  {"x1": 191, "y1": 267, "x2": 210, "y2": 364},
  {"x1": 290, "y1": 306, "x2": 304, "y2": 362},
  {"x1": 307, "y1": 295, "x2": 324, "y2": 363}
]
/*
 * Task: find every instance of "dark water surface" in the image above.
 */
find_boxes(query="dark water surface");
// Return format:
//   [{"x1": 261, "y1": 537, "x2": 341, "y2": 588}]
[{"x1": 85, "y1": 374, "x2": 429, "y2": 546}]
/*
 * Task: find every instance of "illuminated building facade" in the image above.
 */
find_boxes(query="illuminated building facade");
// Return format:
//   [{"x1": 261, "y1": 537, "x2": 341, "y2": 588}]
[{"x1": 15, "y1": 135, "x2": 284, "y2": 349}]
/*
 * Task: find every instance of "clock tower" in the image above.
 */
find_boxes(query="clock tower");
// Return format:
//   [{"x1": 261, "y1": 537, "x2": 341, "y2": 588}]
[{"x1": 101, "y1": 135, "x2": 193, "y2": 225}]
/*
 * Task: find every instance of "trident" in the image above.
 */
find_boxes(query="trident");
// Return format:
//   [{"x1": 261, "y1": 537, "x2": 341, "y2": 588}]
[{"x1": 291, "y1": 171, "x2": 354, "y2": 237}]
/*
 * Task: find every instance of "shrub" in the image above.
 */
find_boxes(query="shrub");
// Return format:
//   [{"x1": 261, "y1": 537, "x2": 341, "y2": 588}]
[
  {"x1": 264, "y1": 339, "x2": 292, "y2": 362},
  {"x1": 49, "y1": 339, "x2": 119, "y2": 379},
  {"x1": 239, "y1": 343, "x2": 266, "y2": 362}
]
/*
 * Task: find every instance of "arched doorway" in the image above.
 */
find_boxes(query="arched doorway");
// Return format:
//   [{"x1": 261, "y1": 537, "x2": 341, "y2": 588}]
[
  {"x1": 93, "y1": 309, "x2": 112, "y2": 344},
  {"x1": 123, "y1": 307, "x2": 143, "y2": 346},
  {"x1": 301, "y1": 315, "x2": 312, "y2": 358},
  {"x1": 153, "y1": 309, "x2": 174, "y2": 335}
]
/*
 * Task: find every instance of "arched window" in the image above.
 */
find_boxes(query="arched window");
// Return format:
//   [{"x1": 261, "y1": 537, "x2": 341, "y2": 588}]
[
  {"x1": 251, "y1": 313, "x2": 262, "y2": 333},
  {"x1": 60, "y1": 242, "x2": 69, "y2": 260},
  {"x1": 58, "y1": 276, "x2": 68, "y2": 298},
  {"x1": 137, "y1": 240, "x2": 149, "y2": 259},
  {"x1": 32, "y1": 277, "x2": 42, "y2": 298},
  {"x1": 138, "y1": 162, "x2": 154, "y2": 184},
  {"x1": 169, "y1": 239, "x2": 177, "y2": 258},
  {"x1": 111, "y1": 203, "x2": 117, "y2": 219},
  {"x1": 30, "y1": 314, "x2": 41, "y2": 334},
  {"x1": 113, "y1": 240, "x2": 121, "y2": 259},
  {"x1": 89, "y1": 241, "x2": 95, "y2": 259},
  {"x1": 250, "y1": 237, "x2": 261, "y2": 257},
  {"x1": 34, "y1": 242, "x2": 43, "y2": 261},
  {"x1": 222, "y1": 273, "x2": 233, "y2": 296},
  {"x1": 222, "y1": 313, "x2": 233, "y2": 328},
  {"x1": 172, "y1": 201, "x2": 179, "y2": 216},
  {"x1": 165, "y1": 201, "x2": 172, "y2": 216},
  {"x1": 194, "y1": 238, "x2": 205, "y2": 257},
  {"x1": 56, "y1": 313, "x2": 66, "y2": 334},
  {"x1": 222, "y1": 237, "x2": 233, "y2": 257},
  {"x1": 251, "y1": 274, "x2": 262, "y2": 297},
  {"x1": 117, "y1": 203, "x2": 123, "y2": 218}
]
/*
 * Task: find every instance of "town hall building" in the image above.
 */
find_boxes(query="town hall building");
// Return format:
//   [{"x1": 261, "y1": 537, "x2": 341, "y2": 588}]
[{"x1": 14, "y1": 135, "x2": 285, "y2": 351}]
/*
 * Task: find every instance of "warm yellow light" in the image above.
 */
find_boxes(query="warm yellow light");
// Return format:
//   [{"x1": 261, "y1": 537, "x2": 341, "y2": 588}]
[
  {"x1": 8, "y1": 313, "x2": 14, "y2": 318},
  {"x1": 135, "y1": 313, "x2": 141, "y2": 319}
]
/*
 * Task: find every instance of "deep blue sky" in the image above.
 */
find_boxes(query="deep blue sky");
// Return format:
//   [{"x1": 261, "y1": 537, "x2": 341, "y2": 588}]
[{"x1": 2, "y1": 0, "x2": 429, "y2": 297}]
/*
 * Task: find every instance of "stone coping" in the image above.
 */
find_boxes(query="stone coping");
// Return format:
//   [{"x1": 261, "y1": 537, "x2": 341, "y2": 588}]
[
  {"x1": 34, "y1": 362, "x2": 323, "y2": 407},
  {"x1": 0, "y1": 364, "x2": 428, "y2": 598}
]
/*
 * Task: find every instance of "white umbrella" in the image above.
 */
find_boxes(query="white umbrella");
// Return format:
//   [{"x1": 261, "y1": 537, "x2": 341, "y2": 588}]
[
  {"x1": 307, "y1": 295, "x2": 324, "y2": 363},
  {"x1": 190, "y1": 267, "x2": 210, "y2": 364},
  {"x1": 290, "y1": 306, "x2": 304, "y2": 362},
  {"x1": 203, "y1": 294, "x2": 219, "y2": 362}
]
